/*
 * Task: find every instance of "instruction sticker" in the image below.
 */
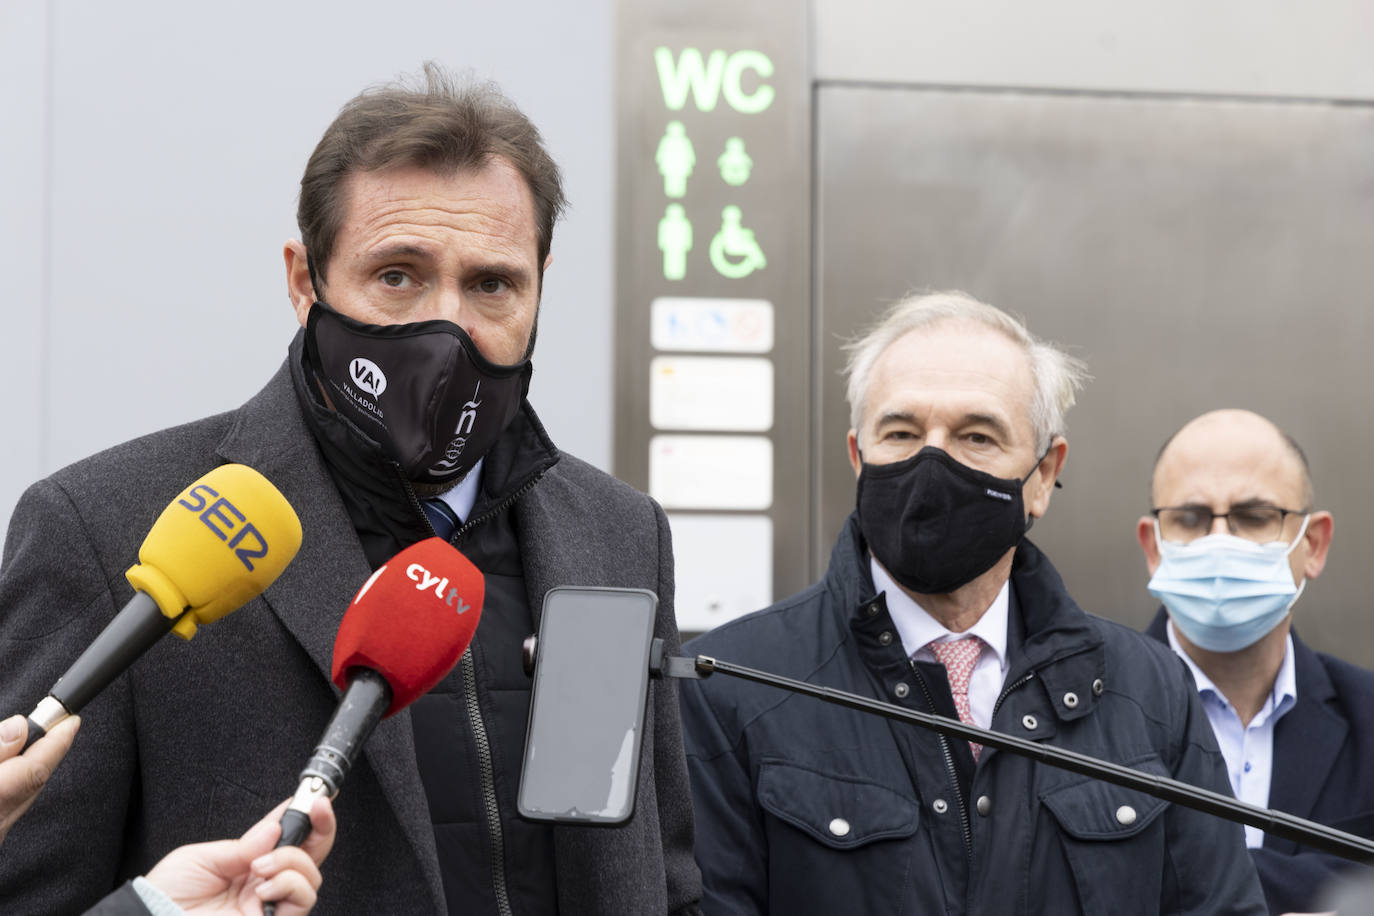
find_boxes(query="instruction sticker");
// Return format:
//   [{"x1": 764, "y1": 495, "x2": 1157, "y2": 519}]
[
  {"x1": 650, "y1": 356, "x2": 773, "y2": 431},
  {"x1": 649, "y1": 435, "x2": 773, "y2": 510},
  {"x1": 651, "y1": 297, "x2": 774, "y2": 353},
  {"x1": 667, "y1": 513, "x2": 773, "y2": 632}
]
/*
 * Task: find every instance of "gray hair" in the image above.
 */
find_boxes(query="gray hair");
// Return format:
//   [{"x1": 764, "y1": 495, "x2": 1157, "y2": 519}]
[{"x1": 842, "y1": 291, "x2": 1090, "y2": 453}]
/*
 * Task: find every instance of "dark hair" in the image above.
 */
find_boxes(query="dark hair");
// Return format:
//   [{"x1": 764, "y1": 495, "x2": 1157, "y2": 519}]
[{"x1": 298, "y1": 62, "x2": 565, "y2": 289}]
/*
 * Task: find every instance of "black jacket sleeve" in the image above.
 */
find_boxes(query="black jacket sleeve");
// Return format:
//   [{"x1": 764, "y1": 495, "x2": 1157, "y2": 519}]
[{"x1": 82, "y1": 882, "x2": 154, "y2": 915}]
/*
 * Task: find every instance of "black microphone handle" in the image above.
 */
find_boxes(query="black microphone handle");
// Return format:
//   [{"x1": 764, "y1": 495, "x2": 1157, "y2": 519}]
[
  {"x1": 295, "y1": 667, "x2": 392, "y2": 800},
  {"x1": 270, "y1": 670, "x2": 392, "y2": 848},
  {"x1": 277, "y1": 808, "x2": 313, "y2": 848},
  {"x1": 258, "y1": 814, "x2": 307, "y2": 913},
  {"x1": 20, "y1": 592, "x2": 182, "y2": 751},
  {"x1": 51, "y1": 592, "x2": 175, "y2": 714},
  {"x1": 263, "y1": 669, "x2": 392, "y2": 916},
  {"x1": 682, "y1": 654, "x2": 1374, "y2": 864},
  {"x1": 19, "y1": 715, "x2": 51, "y2": 753}
]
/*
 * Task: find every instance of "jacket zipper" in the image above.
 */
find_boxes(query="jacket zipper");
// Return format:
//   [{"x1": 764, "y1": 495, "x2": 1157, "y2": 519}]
[
  {"x1": 991, "y1": 671, "x2": 1036, "y2": 720},
  {"x1": 395, "y1": 463, "x2": 432, "y2": 535},
  {"x1": 453, "y1": 472, "x2": 544, "y2": 540},
  {"x1": 398, "y1": 463, "x2": 546, "y2": 916},
  {"x1": 910, "y1": 661, "x2": 973, "y2": 863},
  {"x1": 454, "y1": 472, "x2": 542, "y2": 916},
  {"x1": 462, "y1": 648, "x2": 513, "y2": 916}
]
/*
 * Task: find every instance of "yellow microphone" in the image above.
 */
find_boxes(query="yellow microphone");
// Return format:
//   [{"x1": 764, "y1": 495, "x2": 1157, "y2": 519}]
[{"x1": 21, "y1": 464, "x2": 302, "y2": 749}]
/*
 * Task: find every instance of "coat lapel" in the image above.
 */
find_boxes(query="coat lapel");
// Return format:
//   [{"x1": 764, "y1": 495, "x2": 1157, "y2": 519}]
[
  {"x1": 514, "y1": 464, "x2": 664, "y2": 909},
  {"x1": 515, "y1": 467, "x2": 643, "y2": 628},
  {"x1": 216, "y1": 362, "x2": 447, "y2": 913},
  {"x1": 1267, "y1": 633, "x2": 1347, "y2": 835}
]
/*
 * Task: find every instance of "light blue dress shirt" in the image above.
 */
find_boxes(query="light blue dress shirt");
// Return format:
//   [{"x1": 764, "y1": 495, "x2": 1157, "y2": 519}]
[
  {"x1": 436, "y1": 458, "x2": 484, "y2": 524},
  {"x1": 1166, "y1": 620, "x2": 1297, "y2": 848}
]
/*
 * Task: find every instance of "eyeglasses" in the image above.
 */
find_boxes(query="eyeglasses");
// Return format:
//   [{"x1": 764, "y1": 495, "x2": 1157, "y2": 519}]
[{"x1": 1151, "y1": 504, "x2": 1308, "y2": 544}]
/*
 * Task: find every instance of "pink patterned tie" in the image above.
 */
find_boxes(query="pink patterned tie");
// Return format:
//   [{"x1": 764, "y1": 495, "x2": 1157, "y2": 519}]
[{"x1": 927, "y1": 636, "x2": 986, "y2": 761}]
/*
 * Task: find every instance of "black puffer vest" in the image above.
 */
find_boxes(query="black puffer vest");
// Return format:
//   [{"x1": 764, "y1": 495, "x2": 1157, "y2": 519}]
[{"x1": 290, "y1": 330, "x2": 561, "y2": 914}]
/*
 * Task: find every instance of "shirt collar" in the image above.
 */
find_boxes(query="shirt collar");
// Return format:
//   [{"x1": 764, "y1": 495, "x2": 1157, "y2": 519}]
[
  {"x1": 871, "y1": 557, "x2": 1010, "y2": 669},
  {"x1": 1166, "y1": 619, "x2": 1298, "y2": 720},
  {"x1": 434, "y1": 458, "x2": 484, "y2": 525}
]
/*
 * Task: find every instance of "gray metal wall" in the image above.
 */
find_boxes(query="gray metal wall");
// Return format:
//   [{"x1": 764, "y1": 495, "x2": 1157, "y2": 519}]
[
  {"x1": 809, "y1": 1, "x2": 1374, "y2": 664},
  {"x1": 0, "y1": 0, "x2": 615, "y2": 539},
  {"x1": 814, "y1": 87, "x2": 1374, "y2": 660}
]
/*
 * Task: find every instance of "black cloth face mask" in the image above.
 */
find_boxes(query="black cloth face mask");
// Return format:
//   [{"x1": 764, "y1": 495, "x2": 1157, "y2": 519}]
[
  {"x1": 856, "y1": 445, "x2": 1043, "y2": 595},
  {"x1": 304, "y1": 301, "x2": 531, "y2": 485}
]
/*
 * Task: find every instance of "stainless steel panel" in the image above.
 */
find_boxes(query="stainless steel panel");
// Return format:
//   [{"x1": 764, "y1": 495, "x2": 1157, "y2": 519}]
[
  {"x1": 811, "y1": 0, "x2": 1374, "y2": 101},
  {"x1": 816, "y1": 86, "x2": 1374, "y2": 664}
]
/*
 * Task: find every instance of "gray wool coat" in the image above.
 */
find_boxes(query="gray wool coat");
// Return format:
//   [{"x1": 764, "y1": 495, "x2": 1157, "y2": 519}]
[{"x1": 0, "y1": 361, "x2": 703, "y2": 915}]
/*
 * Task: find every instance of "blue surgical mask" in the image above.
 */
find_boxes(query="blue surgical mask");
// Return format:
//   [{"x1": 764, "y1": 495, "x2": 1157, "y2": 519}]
[{"x1": 1147, "y1": 516, "x2": 1308, "y2": 653}]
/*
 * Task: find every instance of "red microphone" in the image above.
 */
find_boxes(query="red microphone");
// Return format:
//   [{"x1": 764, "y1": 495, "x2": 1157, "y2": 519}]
[{"x1": 274, "y1": 537, "x2": 483, "y2": 850}]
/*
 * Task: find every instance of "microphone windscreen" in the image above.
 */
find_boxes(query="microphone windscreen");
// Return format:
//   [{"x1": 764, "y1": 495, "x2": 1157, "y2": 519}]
[
  {"x1": 332, "y1": 537, "x2": 484, "y2": 716},
  {"x1": 126, "y1": 464, "x2": 302, "y2": 639}
]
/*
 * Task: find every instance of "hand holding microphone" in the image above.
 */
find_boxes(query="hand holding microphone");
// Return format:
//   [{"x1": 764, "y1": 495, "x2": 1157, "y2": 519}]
[
  {"x1": 19, "y1": 464, "x2": 302, "y2": 748},
  {"x1": 136, "y1": 796, "x2": 336, "y2": 916},
  {"x1": 262, "y1": 537, "x2": 483, "y2": 916},
  {"x1": 0, "y1": 714, "x2": 80, "y2": 847}
]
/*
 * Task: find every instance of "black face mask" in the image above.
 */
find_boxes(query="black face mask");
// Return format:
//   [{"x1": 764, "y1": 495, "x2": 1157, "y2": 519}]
[
  {"x1": 856, "y1": 445, "x2": 1042, "y2": 595},
  {"x1": 304, "y1": 301, "x2": 531, "y2": 485}
]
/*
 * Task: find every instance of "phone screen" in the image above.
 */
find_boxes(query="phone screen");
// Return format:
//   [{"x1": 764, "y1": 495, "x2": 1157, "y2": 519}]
[{"x1": 517, "y1": 586, "x2": 657, "y2": 825}]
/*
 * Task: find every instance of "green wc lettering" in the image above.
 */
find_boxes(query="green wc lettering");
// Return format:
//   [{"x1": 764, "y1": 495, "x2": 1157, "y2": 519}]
[{"x1": 654, "y1": 47, "x2": 775, "y2": 114}]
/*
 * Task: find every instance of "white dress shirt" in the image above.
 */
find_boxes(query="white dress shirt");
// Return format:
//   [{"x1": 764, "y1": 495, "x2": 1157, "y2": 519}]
[
  {"x1": 871, "y1": 559, "x2": 1010, "y2": 729},
  {"x1": 434, "y1": 457, "x2": 484, "y2": 525},
  {"x1": 1166, "y1": 620, "x2": 1297, "y2": 848}
]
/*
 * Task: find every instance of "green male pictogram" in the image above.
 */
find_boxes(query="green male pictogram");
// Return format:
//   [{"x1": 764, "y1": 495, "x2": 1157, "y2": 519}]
[
  {"x1": 718, "y1": 137, "x2": 753, "y2": 186},
  {"x1": 709, "y1": 205, "x2": 766, "y2": 279},
  {"x1": 658, "y1": 203, "x2": 693, "y2": 281},
  {"x1": 656, "y1": 121, "x2": 695, "y2": 198}
]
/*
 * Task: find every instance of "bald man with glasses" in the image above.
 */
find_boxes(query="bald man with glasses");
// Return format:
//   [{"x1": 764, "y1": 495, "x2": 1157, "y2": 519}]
[{"x1": 1136, "y1": 409, "x2": 1374, "y2": 913}]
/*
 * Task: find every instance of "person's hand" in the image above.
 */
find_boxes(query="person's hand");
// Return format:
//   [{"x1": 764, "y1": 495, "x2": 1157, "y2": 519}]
[
  {"x1": 0, "y1": 714, "x2": 80, "y2": 846},
  {"x1": 143, "y1": 796, "x2": 336, "y2": 916}
]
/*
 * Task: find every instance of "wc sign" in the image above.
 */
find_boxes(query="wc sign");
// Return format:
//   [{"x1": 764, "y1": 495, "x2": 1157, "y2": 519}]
[{"x1": 654, "y1": 47, "x2": 775, "y2": 114}]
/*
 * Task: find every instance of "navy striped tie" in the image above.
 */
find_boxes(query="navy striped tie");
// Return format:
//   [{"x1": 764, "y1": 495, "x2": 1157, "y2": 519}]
[{"x1": 422, "y1": 499, "x2": 461, "y2": 541}]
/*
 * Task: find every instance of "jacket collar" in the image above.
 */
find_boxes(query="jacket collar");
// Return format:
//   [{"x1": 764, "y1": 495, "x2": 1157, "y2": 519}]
[
  {"x1": 1268, "y1": 630, "x2": 1346, "y2": 825},
  {"x1": 839, "y1": 514, "x2": 1104, "y2": 722},
  {"x1": 217, "y1": 354, "x2": 448, "y2": 913}
]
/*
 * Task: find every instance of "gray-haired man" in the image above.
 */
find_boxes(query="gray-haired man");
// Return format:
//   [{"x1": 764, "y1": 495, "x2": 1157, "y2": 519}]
[{"x1": 679, "y1": 291, "x2": 1265, "y2": 915}]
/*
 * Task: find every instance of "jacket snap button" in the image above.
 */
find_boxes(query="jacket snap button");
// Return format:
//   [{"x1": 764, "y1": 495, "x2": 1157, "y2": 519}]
[
  {"x1": 878, "y1": 631, "x2": 893, "y2": 646},
  {"x1": 1092, "y1": 678, "x2": 1104, "y2": 696},
  {"x1": 1116, "y1": 805, "x2": 1137, "y2": 826},
  {"x1": 1022, "y1": 714, "x2": 1038, "y2": 730},
  {"x1": 866, "y1": 602, "x2": 880, "y2": 617},
  {"x1": 894, "y1": 683, "x2": 910, "y2": 699},
  {"x1": 1063, "y1": 691, "x2": 1079, "y2": 709},
  {"x1": 932, "y1": 799, "x2": 948, "y2": 814},
  {"x1": 976, "y1": 795, "x2": 992, "y2": 816},
  {"x1": 828, "y1": 817, "x2": 850, "y2": 837}
]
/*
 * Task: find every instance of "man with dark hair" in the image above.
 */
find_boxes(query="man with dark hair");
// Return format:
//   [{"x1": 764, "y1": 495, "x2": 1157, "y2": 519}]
[
  {"x1": 1137, "y1": 408, "x2": 1374, "y2": 913},
  {"x1": 0, "y1": 66, "x2": 702, "y2": 914}
]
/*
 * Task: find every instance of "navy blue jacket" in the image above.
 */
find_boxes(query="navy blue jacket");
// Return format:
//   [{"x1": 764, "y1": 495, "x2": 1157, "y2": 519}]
[
  {"x1": 1146, "y1": 609, "x2": 1374, "y2": 913},
  {"x1": 681, "y1": 517, "x2": 1265, "y2": 915}
]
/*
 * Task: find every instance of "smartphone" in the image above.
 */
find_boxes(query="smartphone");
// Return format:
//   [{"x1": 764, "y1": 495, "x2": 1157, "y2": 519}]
[{"x1": 517, "y1": 586, "x2": 658, "y2": 825}]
